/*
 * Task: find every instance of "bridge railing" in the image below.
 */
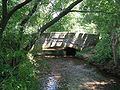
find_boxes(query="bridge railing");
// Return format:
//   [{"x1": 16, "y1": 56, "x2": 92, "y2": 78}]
[{"x1": 35, "y1": 32, "x2": 99, "y2": 51}]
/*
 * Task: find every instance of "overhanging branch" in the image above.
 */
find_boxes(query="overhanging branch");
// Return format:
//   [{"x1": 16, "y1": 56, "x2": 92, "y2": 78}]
[
  {"x1": 0, "y1": 0, "x2": 32, "y2": 35},
  {"x1": 7, "y1": 0, "x2": 32, "y2": 20},
  {"x1": 20, "y1": 0, "x2": 40, "y2": 50},
  {"x1": 70, "y1": 10, "x2": 115, "y2": 14},
  {"x1": 20, "y1": 1, "x2": 39, "y2": 27},
  {"x1": 38, "y1": 0, "x2": 83, "y2": 34}
]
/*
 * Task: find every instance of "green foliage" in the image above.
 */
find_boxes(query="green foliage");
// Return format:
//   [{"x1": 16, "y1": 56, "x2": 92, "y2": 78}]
[
  {"x1": 1, "y1": 60, "x2": 38, "y2": 90},
  {"x1": 0, "y1": 61, "x2": 38, "y2": 90},
  {"x1": 76, "y1": 47, "x2": 94, "y2": 59},
  {"x1": 37, "y1": 59, "x2": 50, "y2": 74},
  {"x1": 4, "y1": 0, "x2": 120, "y2": 89},
  {"x1": 0, "y1": 32, "x2": 38, "y2": 90},
  {"x1": 47, "y1": 15, "x2": 73, "y2": 32},
  {"x1": 1, "y1": 0, "x2": 81, "y2": 89},
  {"x1": 91, "y1": 34, "x2": 112, "y2": 63},
  {"x1": 118, "y1": 45, "x2": 120, "y2": 61},
  {"x1": 80, "y1": 0, "x2": 120, "y2": 65},
  {"x1": 1, "y1": 0, "x2": 95, "y2": 89}
]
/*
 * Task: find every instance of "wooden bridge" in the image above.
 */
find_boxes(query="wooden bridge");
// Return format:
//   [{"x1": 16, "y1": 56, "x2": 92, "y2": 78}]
[{"x1": 35, "y1": 32, "x2": 99, "y2": 56}]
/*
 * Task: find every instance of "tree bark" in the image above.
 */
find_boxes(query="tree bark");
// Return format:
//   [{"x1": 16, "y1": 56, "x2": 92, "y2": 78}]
[
  {"x1": 2, "y1": 0, "x2": 7, "y2": 18},
  {"x1": 111, "y1": 32, "x2": 119, "y2": 66},
  {"x1": 0, "y1": 0, "x2": 8, "y2": 39},
  {"x1": 0, "y1": 0, "x2": 32, "y2": 39}
]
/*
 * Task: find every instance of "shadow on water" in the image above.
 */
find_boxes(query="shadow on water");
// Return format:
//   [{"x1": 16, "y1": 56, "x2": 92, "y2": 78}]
[{"x1": 36, "y1": 56, "x2": 120, "y2": 90}]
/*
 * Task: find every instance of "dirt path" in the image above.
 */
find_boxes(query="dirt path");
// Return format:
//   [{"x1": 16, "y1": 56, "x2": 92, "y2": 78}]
[{"x1": 36, "y1": 57, "x2": 120, "y2": 90}]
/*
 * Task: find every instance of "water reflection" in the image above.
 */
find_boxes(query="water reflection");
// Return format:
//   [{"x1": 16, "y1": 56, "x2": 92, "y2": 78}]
[
  {"x1": 44, "y1": 76, "x2": 58, "y2": 90},
  {"x1": 44, "y1": 74, "x2": 62, "y2": 90}
]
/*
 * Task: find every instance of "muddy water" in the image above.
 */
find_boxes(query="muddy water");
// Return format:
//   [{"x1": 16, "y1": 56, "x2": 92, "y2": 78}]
[{"x1": 37, "y1": 57, "x2": 120, "y2": 90}]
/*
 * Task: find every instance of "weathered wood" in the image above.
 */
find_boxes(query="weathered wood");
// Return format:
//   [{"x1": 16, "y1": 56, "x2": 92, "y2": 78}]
[{"x1": 35, "y1": 32, "x2": 99, "y2": 51}]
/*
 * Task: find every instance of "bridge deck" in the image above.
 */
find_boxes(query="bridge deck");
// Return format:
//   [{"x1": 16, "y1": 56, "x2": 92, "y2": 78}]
[
  {"x1": 36, "y1": 32, "x2": 99, "y2": 51},
  {"x1": 42, "y1": 48, "x2": 64, "y2": 51}
]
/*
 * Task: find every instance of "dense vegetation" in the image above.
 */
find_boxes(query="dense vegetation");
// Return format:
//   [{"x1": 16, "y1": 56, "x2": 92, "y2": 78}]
[
  {"x1": 81, "y1": 0, "x2": 120, "y2": 66},
  {"x1": 0, "y1": 0, "x2": 120, "y2": 89},
  {"x1": 0, "y1": 0, "x2": 83, "y2": 89}
]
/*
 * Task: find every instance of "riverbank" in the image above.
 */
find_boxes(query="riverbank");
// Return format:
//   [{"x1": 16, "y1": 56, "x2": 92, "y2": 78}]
[
  {"x1": 80, "y1": 53, "x2": 120, "y2": 79},
  {"x1": 89, "y1": 61, "x2": 120, "y2": 79}
]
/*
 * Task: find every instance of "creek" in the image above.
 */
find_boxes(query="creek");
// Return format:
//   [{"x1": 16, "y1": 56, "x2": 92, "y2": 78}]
[{"x1": 37, "y1": 57, "x2": 120, "y2": 90}]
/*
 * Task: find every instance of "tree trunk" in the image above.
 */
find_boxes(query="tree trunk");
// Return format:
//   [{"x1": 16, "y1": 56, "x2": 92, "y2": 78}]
[
  {"x1": 0, "y1": 0, "x2": 32, "y2": 39},
  {"x1": 0, "y1": 0, "x2": 8, "y2": 39},
  {"x1": 111, "y1": 32, "x2": 119, "y2": 66}
]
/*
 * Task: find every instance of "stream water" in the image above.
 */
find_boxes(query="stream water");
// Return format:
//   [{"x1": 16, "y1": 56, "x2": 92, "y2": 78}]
[{"x1": 37, "y1": 57, "x2": 120, "y2": 90}]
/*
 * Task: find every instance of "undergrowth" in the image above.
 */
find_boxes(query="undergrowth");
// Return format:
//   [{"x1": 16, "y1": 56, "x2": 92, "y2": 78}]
[{"x1": 0, "y1": 33, "x2": 38, "y2": 90}]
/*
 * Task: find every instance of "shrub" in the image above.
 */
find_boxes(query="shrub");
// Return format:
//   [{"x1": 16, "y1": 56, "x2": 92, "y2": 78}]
[{"x1": 91, "y1": 34, "x2": 112, "y2": 63}]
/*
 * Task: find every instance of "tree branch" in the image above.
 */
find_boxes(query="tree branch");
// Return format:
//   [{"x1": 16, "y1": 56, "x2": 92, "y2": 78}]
[
  {"x1": 0, "y1": 0, "x2": 32, "y2": 38},
  {"x1": 38, "y1": 0, "x2": 83, "y2": 34},
  {"x1": 8, "y1": 0, "x2": 32, "y2": 19},
  {"x1": 19, "y1": 0, "x2": 40, "y2": 49},
  {"x1": 70, "y1": 10, "x2": 114, "y2": 14},
  {"x1": 20, "y1": 1, "x2": 39, "y2": 28},
  {"x1": 0, "y1": 0, "x2": 8, "y2": 38},
  {"x1": 2, "y1": 0, "x2": 8, "y2": 18},
  {"x1": 25, "y1": 0, "x2": 83, "y2": 51}
]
